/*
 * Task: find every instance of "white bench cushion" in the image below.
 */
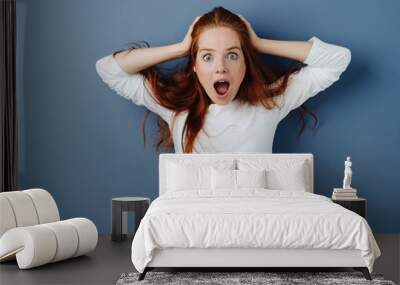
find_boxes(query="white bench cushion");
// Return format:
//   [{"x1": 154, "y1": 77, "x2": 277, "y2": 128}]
[
  {"x1": 0, "y1": 189, "x2": 97, "y2": 269},
  {"x1": 0, "y1": 218, "x2": 97, "y2": 269}
]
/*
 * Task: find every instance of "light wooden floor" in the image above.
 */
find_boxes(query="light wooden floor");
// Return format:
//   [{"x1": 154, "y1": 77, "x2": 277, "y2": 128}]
[{"x1": 0, "y1": 234, "x2": 398, "y2": 285}]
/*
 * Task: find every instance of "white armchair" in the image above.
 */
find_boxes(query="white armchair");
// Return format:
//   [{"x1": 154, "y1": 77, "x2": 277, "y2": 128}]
[{"x1": 0, "y1": 188, "x2": 98, "y2": 269}]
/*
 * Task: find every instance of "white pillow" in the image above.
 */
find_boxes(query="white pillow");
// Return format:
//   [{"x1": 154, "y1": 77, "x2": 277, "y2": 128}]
[
  {"x1": 237, "y1": 159, "x2": 309, "y2": 191},
  {"x1": 266, "y1": 166, "x2": 307, "y2": 191},
  {"x1": 237, "y1": 169, "x2": 267, "y2": 188},
  {"x1": 211, "y1": 168, "x2": 267, "y2": 190},
  {"x1": 166, "y1": 160, "x2": 235, "y2": 192},
  {"x1": 211, "y1": 168, "x2": 236, "y2": 190}
]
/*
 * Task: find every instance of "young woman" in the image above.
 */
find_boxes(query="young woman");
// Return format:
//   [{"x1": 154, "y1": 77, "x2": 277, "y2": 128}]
[{"x1": 96, "y1": 6, "x2": 351, "y2": 154}]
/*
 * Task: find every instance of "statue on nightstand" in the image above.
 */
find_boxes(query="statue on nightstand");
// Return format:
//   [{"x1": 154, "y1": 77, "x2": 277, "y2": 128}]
[
  {"x1": 332, "y1": 156, "x2": 357, "y2": 199},
  {"x1": 342, "y1": 156, "x2": 353, "y2": 190}
]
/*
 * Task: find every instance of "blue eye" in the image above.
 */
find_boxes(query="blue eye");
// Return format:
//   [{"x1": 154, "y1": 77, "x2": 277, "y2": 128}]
[
  {"x1": 202, "y1": 54, "x2": 213, "y2": 61},
  {"x1": 227, "y1": 52, "x2": 238, "y2": 60}
]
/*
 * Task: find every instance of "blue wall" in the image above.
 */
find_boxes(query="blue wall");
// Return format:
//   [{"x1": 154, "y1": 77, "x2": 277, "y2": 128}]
[{"x1": 16, "y1": 0, "x2": 400, "y2": 234}]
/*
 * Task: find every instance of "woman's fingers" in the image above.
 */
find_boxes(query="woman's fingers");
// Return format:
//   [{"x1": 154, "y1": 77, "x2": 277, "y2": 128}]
[
  {"x1": 237, "y1": 14, "x2": 247, "y2": 24},
  {"x1": 238, "y1": 14, "x2": 253, "y2": 33},
  {"x1": 189, "y1": 16, "x2": 201, "y2": 32},
  {"x1": 238, "y1": 14, "x2": 251, "y2": 29},
  {"x1": 194, "y1": 16, "x2": 201, "y2": 24},
  {"x1": 181, "y1": 16, "x2": 201, "y2": 54},
  {"x1": 189, "y1": 16, "x2": 200, "y2": 33},
  {"x1": 237, "y1": 14, "x2": 261, "y2": 50}
]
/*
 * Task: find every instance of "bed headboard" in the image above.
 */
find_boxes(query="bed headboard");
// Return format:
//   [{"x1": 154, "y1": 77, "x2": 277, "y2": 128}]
[{"x1": 159, "y1": 153, "x2": 314, "y2": 195}]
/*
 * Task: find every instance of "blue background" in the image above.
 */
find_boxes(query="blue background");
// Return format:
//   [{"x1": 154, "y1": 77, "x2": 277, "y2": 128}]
[{"x1": 16, "y1": 0, "x2": 399, "y2": 234}]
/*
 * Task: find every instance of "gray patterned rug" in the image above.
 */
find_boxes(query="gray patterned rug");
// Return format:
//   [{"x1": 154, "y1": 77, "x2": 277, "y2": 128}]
[{"x1": 116, "y1": 271, "x2": 396, "y2": 285}]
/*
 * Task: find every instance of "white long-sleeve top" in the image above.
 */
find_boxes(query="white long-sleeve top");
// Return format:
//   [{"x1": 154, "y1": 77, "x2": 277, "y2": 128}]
[{"x1": 96, "y1": 36, "x2": 351, "y2": 153}]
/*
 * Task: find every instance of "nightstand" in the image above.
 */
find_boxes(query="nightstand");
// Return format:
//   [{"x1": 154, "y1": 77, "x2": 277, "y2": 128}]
[
  {"x1": 331, "y1": 198, "x2": 366, "y2": 218},
  {"x1": 111, "y1": 197, "x2": 150, "y2": 242}
]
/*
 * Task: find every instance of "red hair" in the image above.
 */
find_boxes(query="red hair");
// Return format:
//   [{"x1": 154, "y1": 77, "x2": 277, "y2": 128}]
[{"x1": 114, "y1": 6, "x2": 317, "y2": 153}]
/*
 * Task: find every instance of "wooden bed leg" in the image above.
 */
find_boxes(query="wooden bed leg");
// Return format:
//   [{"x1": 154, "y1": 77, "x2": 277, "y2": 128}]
[
  {"x1": 138, "y1": 268, "x2": 148, "y2": 281},
  {"x1": 354, "y1": 267, "x2": 372, "y2": 280}
]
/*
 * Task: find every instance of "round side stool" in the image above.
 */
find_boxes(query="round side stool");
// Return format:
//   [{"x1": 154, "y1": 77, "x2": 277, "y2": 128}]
[{"x1": 111, "y1": 197, "x2": 150, "y2": 242}]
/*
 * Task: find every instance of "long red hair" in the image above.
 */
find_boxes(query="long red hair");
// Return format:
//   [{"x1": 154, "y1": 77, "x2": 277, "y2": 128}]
[{"x1": 114, "y1": 6, "x2": 317, "y2": 153}]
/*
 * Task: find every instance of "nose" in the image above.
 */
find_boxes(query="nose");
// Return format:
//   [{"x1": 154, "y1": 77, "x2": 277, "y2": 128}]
[{"x1": 215, "y1": 58, "x2": 227, "y2": 73}]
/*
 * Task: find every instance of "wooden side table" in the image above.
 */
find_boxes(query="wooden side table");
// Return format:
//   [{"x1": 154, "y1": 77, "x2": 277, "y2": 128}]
[
  {"x1": 331, "y1": 198, "x2": 366, "y2": 218},
  {"x1": 111, "y1": 197, "x2": 150, "y2": 242}
]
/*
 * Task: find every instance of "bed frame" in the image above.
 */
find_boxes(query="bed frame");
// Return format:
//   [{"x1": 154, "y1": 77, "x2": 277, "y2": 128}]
[{"x1": 139, "y1": 153, "x2": 371, "y2": 280}]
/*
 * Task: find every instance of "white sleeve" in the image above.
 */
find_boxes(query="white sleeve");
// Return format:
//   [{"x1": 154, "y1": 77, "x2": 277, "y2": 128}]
[
  {"x1": 95, "y1": 54, "x2": 173, "y2": 125},
  {"x1": 277, "y1": 36, "x2": 351, "y2": 119}
]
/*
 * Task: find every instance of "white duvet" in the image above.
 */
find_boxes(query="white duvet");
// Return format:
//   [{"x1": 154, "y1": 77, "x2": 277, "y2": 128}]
[{"x1": 131, "y1": 189, "x2": 380, "y2": 273}]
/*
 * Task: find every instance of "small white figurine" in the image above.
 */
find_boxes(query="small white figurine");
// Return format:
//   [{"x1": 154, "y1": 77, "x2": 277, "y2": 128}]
[{"x1": 342, "y1": 156, "x2": 353, "y2": 189}]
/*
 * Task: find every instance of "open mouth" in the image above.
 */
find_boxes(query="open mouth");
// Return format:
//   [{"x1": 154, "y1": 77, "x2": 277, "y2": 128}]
[{"x1": 213, "y1": 80, "x2": 230, "y2": 97}]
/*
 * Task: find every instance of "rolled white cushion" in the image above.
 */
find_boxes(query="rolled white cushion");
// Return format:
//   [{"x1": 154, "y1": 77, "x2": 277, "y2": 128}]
[
  {"x1": 42, "y1": 221, "x2": 79, "y2": 262},
  {"x1": 0, "y1": 226, "x2": 57, "y2": 269},
  {"x1": 66, "y1": 218, "x2": 98, "y2": 257},
  {"x1": 0, "y1": 218, "x2": 98, "y2": 269},
  {"x1": 23, "y1": 189, "x2": 60, "y2": 223},
  {"x1": 0, "y1": 196, "x2": 17, "y2": 237},
  {"x1": 0, "y1": 191, "x2": 39, "y2": 227},
  {"x1": 0, "y1": 189, "x2": 60, "y2": 238}
]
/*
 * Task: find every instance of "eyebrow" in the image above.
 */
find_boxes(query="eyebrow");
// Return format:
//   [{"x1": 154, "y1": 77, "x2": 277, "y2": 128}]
[{"x1": 199, "y1": 46, "x2": 241, "y2": 53}]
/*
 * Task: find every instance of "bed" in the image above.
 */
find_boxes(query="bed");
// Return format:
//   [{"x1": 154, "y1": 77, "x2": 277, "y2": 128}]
[{"x1": 131, "y1": 153, "x2": 381, "y2": 281}]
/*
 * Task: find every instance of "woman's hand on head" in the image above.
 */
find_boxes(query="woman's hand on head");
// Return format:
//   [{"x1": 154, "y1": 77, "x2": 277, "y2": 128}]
[
  {"x1": 237, "y1": 14, "x2": 262, "y2": 52},
  {"x1": 180, "y1": 16, "x2": 201, "y2": 55}
]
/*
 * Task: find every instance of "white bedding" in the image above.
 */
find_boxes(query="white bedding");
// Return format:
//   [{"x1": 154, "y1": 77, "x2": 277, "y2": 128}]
[{"x1": 131, "y1": 189, "x2": 380, "y2": 273}]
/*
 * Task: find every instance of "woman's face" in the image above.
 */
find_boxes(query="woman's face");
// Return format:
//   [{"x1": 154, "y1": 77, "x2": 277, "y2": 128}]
[{"x1": 193, "y1": 27, "x2": 246, "y2": 105}]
